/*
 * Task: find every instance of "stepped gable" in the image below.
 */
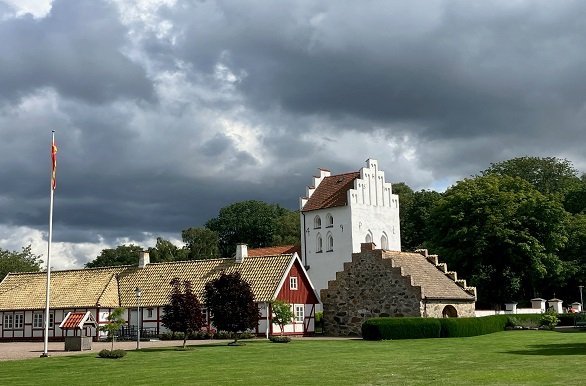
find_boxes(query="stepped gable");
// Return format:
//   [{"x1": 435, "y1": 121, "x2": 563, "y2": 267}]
[
  {"x1": 302, "y1": 171, "x2": 360, "y2": 211},
  {"x1": 414, "y1": 249, "x2": 477, "y2": 299},
  {"x1": 386, "y1": 250, "x2": 475, "y2": 300}
]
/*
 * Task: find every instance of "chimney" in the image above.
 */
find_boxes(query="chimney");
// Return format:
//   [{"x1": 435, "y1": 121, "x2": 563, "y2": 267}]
[
  {"x1": 235, "y1": 244, "x2": 248, "y2": 263},
  {"x1": 138, "y1": 250, "x2": 150, "y2": 268}
]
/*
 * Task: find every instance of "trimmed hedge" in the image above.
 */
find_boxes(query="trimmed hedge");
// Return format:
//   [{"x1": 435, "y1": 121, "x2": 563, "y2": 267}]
[
  {"x1": 362, "y1": 317, "x2": 441, "y2": 340},
  {"x1": 362, "y1": 315, "x2": 509, "y2": 340}
]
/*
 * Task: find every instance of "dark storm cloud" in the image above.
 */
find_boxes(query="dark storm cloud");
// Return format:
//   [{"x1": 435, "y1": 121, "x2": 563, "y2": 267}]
[
  {"x1": 2, "y1": 0, "x2": 586, "y2": 267},
  {"x1": 0, "y1": 0, "x2": 153, "y2": 104}
]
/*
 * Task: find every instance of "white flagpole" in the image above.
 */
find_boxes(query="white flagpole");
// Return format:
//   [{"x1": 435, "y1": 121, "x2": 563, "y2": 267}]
[{"x1": 42, "y1": 130, "x2": 56, "y2": 357}]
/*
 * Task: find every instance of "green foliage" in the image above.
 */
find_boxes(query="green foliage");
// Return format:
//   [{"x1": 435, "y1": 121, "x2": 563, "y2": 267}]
[
  {"x1": 204, "y1": 272, "x2": 260, "y2": 343},
  {"x1": 181, "y1": 227, "x2": 220, "y2": 260},
  {"x1": 426, "y1": 174, "x2": 568, "y2": 306},
  {"x1": 148, "y1": 237, "x2": 188, "y2": 262},
  {"x1": 401, "y1": 189, "x2": 442, "y2": 251},
  {"x1": 272, "y1": 210, "x2": 301, "y2": 246},
  {"x1": 85, "y1": 244, "x2": 143, "y2": 268},
  {"x1": 98, "y1": 349, "x2": 127, "y2": 359},
  {"x1": 100, "y1": 308, "x2": 126, "y2": 351},
  {"x1": 269, "y1": 336, "x2": 291, "y2": 343},
  {"x1": 439, "y1": 316, "x2": 508, "y2": 337},
  {"x1": 205, "y1": 200, "x2": 293, "y2": 256},
  {"x1": 540, "y1": 309, "x2": 559, "y2": 330},
  {"x1": 361, "y1": 317, "x2": 442, "y2": 340},
  {"x1": 362, "y1": 316, "x2": 509, "y2": 340},
  {"x1": 482, "y1": 156, "x2": 581, "y2": 198},
  {"x1": 270, "y1": 300, "x2": 295, "y2": 336},
  {"x1": 506, "y1": 314, "x2": 542, "y2": 329},
  {"x1": 161, "y1": 278, "x2": 204, "y2": 348},
  {"x1": 0, "y1": 245, "x2": 42, "y2": 281}
]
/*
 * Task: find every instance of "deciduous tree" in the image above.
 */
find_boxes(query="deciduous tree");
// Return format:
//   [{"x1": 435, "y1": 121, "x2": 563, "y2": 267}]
[
  {"x1": 426, "y1": 174, "x2": 568, "y2": 307},
  {"x1": 100, "y1": 307, "x2": 126, "y2": 351},
  {"x1": 204, "y1": 272, "x2": 259, "y2": 344},
  {"x1": 181, "y1": 227, "x2": 220, "y2": 260},
  {"x1": 161, "y1": 278, "x2": 204, "y2": 348},
  {"x1": 270, "y1": 300, "x2": 294, "y2": 336},
  {"x1": 0, "y1": 245, "x2": 42, "y2": 281},
  {"x1": 85, "y1": 244, "x2": 143, "y2": 268}
]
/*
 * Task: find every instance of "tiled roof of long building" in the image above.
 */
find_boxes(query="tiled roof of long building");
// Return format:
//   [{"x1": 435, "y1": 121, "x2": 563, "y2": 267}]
[{"x1": 302, "y1": 172, "x2": 360, "y2": 211}]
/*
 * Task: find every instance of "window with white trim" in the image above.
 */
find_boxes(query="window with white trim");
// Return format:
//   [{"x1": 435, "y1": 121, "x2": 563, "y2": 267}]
[
  {"x1": 3, "y1": 314, "x2": 13, "y2": 329},
  {"x1": 147, "y1": 309, "x2": 153, "y2": 318},
  {"x1": 33, "y1": 312, "x2": 43, "y2": 329},
  {"x1": 316, "y1": 234, "x2": 323, "y2": 253},
  {"x1": 314, "y1": 215, "x2": 321, "y2": 229},
  {"x1": 14, "y1": 313, "x2": 24, "y2": 329},
  {"x1": 326, "y1": 233, "x2": 334, "y2": 252},
  {"x1": 48, "y1": 313, "x2": 54, "y2": 328},
  {"x1": 290, "y1": 276, "x2": 298, "y2": 290},
  {"x1": 326, "y1": 213, "x2": 333, "y2": 228},
  {"x1": 381, "y1": 233, "x2": 388, "y2": 250},
  {"x1": 294, "y1": 305, "x2": 304, "y2": 323}
]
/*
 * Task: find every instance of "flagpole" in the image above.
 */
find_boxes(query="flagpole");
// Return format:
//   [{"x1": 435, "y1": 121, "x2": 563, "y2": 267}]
[{"x1": 42, "y1": 130, "x2": 56, "y2": 357}]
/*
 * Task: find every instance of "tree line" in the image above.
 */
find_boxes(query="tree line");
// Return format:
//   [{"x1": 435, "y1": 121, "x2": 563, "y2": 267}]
[{"x1": 3, "y1": 156, "x2": 585, "y2": 309}]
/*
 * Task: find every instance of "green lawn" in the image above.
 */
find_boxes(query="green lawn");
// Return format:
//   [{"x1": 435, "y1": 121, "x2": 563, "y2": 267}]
[{"x1": 1, "y1": 330, "x2": 585, "y2": 385}]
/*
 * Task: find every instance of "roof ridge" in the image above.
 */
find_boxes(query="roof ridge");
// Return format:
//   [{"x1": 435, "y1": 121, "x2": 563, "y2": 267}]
[{"x1": 144, "y1": 254, "x2": 293, "y2": 266}]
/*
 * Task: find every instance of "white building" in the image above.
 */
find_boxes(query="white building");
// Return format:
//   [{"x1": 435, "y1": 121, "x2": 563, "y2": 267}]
[{"x1": 300, "y1": 159, "x2": 401, "y2": 295}]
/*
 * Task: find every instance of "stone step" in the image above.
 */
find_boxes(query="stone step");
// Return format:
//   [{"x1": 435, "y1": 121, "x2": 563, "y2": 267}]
[
  {"x1": 446, "y1": 271, "x2": 457, "y2": 281},
  {"x1": 455, "y1": 279, "x2": 467, "y2": 288},
  {"x1": 427, "y1": 254, "x2": 439, "y2": 265},
  {"x1": 435, "y1": 263, "x2": 447, "y2": 273}
]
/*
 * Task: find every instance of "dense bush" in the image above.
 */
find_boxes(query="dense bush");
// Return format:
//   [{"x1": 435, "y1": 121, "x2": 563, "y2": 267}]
[
  {"x1": 506, "y1": 314, "x2": 542, "y2": 329},
  {"x1": 269, "y1": 336, "x2": 291, "y2": 343},
  {"x1": 362, "y1": 315, "x2": 509, "y2": 340},
  {"x1": 540, "y1": 309, "x2": 559, "y2": 330},
  {"x1": 159, "y1": 330, "x2": 256, "y2": 340},
  {"x1": 557, "y1": 313, "x2": 578, "y2": 326},
  {"x1": 362, "y1": 317, "x2": 441, "y2": 340},
  {"x1": 98, "y1": 349, "x2": 127, "y2": 359},
  {"x1": 440, "y1": 316, "x2": 508, "y2": 337}
]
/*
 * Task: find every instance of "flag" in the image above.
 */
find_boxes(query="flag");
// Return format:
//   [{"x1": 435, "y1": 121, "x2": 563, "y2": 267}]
[{"x1": 51, "y1": 137, "x2": 57, "y2": 190}]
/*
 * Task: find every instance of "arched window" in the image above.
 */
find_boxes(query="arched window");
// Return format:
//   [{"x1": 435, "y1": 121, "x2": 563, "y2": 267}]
[
  {"x1": 314, "y1": 215, "x2": 322, "y2": 229},
  {"x1": 326, "y1": 232, "x2": 334, "y2": 252},
  {"x1": 381, "y1": 233, "x2": 388, "y2": 250},
  {"x1": 365, "y1": 233, "x2": 372, "y2": 244},
  {"x1": 326, "y1": 213, "x2": 334, "y2": 228},
  {"x1": 316, "y1": 234, "x2": 323, "y2": 253}
]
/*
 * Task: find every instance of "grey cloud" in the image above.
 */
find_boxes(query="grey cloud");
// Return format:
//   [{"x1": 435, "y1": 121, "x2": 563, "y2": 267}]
[{"x1": 0, "y1": 0, "x2": 154, "y2": 104}]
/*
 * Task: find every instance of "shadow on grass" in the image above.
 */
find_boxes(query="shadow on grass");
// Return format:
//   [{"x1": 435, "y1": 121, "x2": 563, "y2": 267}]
[
  {"x1": 504, "y1": 343, "x2": 586, "y2": 356},
  {"x1": 137, "y1": 340, "x2": 266, "y2": 353}
]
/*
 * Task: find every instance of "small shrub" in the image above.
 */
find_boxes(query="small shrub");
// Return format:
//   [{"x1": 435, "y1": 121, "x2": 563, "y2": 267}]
[
  {"x1": 540, "y1": 309, "x2": 559, "y2": 330},
  {"x1": 98, "y1": 349, "x2": 127, "y2": 359},
  {"x1": 269, "y1": 336, "x2": 291, "y2": 343}
]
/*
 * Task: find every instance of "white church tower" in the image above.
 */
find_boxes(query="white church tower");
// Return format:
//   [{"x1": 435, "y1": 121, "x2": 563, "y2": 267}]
[{"x1": 299, "y1": 159, "x2": 401, "y2": 295}]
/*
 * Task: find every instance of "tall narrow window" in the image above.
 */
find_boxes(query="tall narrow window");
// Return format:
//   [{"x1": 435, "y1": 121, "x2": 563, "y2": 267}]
[
  {"x1": 14, "y1": 313, "x2": 24, "y2": 329},
  {"x1": 326, "y1": 233, "x2": 334, "y2": 252},
  {"x1": 4, "y1": 314, "x2": 13, "y2": 329},
  {"x1": 316, "y1": 234, "x2": 323, "y2": 253},
  {"x1": 381, "y1": 233, "x2": 388, "y2": 250},
  {"x1": 365, "y1": 233, "x2": 372, "y2": 243},
  {"x1": 33, "y1": 313, "x2": 43, "y2": 329},
  {"x1": 290, "y1": 276, "x2": 298, "y2": 290},
  {"x1": 326, "y1": 213, "x2": 334, "y2": 228},
  {"x1": 294, "y1": 305, "x2": 304, "y2": 323},
  {"x1": 314, "y1": 215, "x2": 321, "y2": 229}
]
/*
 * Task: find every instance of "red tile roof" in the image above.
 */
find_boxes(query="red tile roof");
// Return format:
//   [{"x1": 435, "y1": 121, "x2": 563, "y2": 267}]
[
  {"x1": 302, "y1": 172, "x2": 360, "y2": 212},
  {"x1": 59, "y1": 311, "x2": 95, "y2": 330},
  {"x1": 248, "y1": 245, "x2": 301, "y2": 257}
]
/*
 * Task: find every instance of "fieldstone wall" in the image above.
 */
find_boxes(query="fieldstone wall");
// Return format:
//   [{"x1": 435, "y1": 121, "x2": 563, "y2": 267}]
[
  {"x1": 321, "y1": 244, "x2": 424, "y2": 336},
  {"x1": 424, "y1": 300, "x2": 476, "y2": 318}
]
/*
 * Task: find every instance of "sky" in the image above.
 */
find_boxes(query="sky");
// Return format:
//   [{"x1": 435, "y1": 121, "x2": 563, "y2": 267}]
[{"x1": 1, "y1": 0, "x2": 586, "y2": 269}]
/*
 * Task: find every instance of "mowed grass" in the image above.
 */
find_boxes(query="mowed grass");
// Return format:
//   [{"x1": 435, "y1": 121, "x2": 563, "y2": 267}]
[{"x1": 1, "y1": 330, "x2": 585, "y2": 385}]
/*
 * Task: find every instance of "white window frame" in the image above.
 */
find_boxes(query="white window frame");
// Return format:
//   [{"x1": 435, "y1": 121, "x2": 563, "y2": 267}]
[
  {"x1": 316, "y1": 234, "x2": 323, "y2": 253},
  {"x1": 48, "y1": 312, "x2": 54, "y2": 328},
  {"x1": 326, "y1": 213, "x2": 333, "y2": 228},
  {"x1": 294, "y1": 305, "x2": 304, "y2": 323},
  {"x1": 33, "y1": 312, "x2": 44, "y2": 329},
  {"x1": 290, "y1": 276, "x2": 298, "y2": 290},
  {"x1": 326, "y1": 233, "x2": 334, "y2": 252},
  {"x1": 14, "y1": 313, "x2": 24, "y2": 329},
  {"x1": 314, "y1": 215, "x2": 321, "y2": 229},
  {"x1": 147, "y1": 308, "x2": 154, "y2": 318},
  {"x1": 4, "y1": 314, "x2": 13, "y2": 329}
]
